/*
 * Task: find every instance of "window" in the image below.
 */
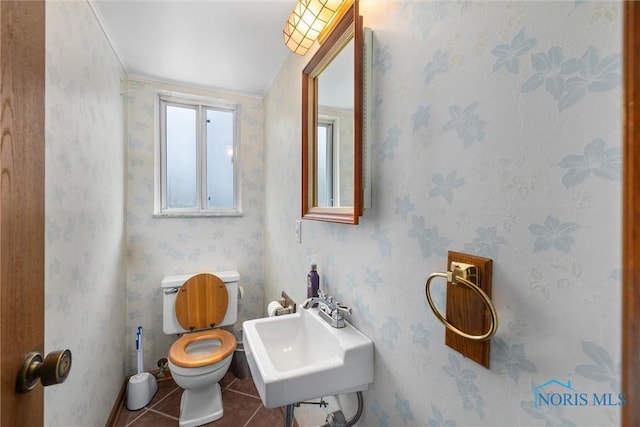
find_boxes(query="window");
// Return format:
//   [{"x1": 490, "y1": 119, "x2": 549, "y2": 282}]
[
  {"x1": 156, "y1": 94, "x2": 241, "y2": 216},
  {"x1": 316, "y1": 119, "x2": 335, "y2": 207}
]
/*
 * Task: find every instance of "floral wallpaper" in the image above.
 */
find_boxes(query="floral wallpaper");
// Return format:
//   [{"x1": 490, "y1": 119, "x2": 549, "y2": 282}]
[
  {"x1": 125, "y1": 79, "x2": 265, "y2": 374},
  {"x1": 45, "y1": 1, "x2": 127, "y2": 425},
  {"x1": 264, "y1": 1, "x2": 622, "y2": 426}
]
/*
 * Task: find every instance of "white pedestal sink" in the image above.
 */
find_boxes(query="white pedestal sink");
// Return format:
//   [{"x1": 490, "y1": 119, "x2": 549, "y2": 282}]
[{"x1": 243, "y1": 307, "x2": 374, "y2": 409}]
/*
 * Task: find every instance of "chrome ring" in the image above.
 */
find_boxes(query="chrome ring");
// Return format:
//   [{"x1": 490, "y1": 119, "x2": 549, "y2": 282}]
[{"x1": 425, "y1": 272, "x2": 498, "y2": 341}]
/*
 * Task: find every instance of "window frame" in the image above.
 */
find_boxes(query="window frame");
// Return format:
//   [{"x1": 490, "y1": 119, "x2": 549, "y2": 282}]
[
  {"x1": 317, "y1": 115, "x2": 337, "y2": 207},
  {"x1": 154, "y1": 92, "x2": 242, "y2": 217}
]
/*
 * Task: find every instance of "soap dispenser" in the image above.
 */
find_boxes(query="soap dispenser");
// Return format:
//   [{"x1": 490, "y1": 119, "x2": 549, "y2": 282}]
[{"x1": 307, "y1": 262, "x2": 319, "y2": 298}]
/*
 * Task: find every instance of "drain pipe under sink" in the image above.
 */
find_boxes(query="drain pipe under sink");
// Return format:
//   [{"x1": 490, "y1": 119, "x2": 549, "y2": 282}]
[{"x1": 316, "y1": 391, "x2": 364, "y2": 427}]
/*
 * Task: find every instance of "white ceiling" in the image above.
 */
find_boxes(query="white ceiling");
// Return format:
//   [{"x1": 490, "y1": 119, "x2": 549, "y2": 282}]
[{"x1": 91, "y1": 0, "x2": 296, "y2": 96}]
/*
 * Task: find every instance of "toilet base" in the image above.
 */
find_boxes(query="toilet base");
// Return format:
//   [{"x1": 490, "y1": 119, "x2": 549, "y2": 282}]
[{"x1": 178, "y1": 382, "x2": 223, "y2": 427}]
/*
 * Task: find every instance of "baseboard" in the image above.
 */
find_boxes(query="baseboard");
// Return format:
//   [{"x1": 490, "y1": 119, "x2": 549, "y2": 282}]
[{"x1": 104, "y1": 376, "x2": 128, "y2": 427}]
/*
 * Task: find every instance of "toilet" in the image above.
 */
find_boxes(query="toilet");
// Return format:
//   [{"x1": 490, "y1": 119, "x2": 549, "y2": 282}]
[{"x1": 161, "y1": 271, "x2": 239, "y2": 427}]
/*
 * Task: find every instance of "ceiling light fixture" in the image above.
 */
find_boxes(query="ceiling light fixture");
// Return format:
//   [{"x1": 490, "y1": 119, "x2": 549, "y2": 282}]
[{"x1": 283, "y1": 0, "x2": 344, "y2": 56}]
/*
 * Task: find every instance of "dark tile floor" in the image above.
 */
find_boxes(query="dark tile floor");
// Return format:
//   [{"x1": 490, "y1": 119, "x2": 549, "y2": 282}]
[{"x1": 113, "y1": 372, "x2": 285, "y2": 427}]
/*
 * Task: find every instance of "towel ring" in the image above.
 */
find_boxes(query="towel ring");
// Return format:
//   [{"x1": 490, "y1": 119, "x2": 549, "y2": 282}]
[{"x1": 425, "y1": 272, "x2": 498, "y2": 341}]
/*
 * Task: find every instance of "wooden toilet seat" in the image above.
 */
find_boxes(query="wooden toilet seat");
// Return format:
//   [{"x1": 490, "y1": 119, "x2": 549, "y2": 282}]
[
  {"x1": 169, "y1": 273, "x2": 237, "y2": 368},
  {"x1": 169, "y1": 329, "x2": 237, "y2": 368}
]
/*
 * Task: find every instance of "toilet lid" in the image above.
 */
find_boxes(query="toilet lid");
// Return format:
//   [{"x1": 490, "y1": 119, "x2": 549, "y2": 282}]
[{"x1": 175, "y1": 273, "x2": 228, "y2": 331}]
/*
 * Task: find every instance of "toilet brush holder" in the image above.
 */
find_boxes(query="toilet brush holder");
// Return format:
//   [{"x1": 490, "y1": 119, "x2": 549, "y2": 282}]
[{"x1": 126, "y1": 372, "x2": 158, "y2": 410}]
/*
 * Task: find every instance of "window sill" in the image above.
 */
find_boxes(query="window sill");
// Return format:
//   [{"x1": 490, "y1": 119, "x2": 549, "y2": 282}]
[{"x1": 153, "y1": 211, "x2": 243, "y2": 218}]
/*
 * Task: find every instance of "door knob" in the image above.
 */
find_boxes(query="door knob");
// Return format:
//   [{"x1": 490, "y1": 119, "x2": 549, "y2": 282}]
[{"x1": 16, "y1": 349, "x2": 72, "y2": 393}]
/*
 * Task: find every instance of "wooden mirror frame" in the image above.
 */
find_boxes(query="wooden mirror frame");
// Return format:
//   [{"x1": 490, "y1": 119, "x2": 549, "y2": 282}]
[{"x1": 301, "y1": 1, "x2": 363, "y2": 224}]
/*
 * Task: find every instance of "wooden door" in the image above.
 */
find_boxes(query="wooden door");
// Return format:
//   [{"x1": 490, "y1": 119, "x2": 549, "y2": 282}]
[
  {"x1": 623, "y1": 2, "x2": 640, "y2": 425},
  {"x1": 0, "y1": 1, "x2": 45, "y2": 425}
]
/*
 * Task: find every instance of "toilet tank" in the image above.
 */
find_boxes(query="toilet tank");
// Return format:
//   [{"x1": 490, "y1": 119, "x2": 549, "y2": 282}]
[{"x1": 161, "y1": 270, "x2": 239, "y2": 334}]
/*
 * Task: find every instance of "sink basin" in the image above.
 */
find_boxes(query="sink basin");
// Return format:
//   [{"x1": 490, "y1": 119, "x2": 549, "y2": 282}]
[{"x1": 242, "y1": 307, "x2": 374, "y2": 408}]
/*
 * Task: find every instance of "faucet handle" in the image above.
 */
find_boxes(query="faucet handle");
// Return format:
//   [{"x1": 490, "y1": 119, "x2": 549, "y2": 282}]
[
  {"x1": 336, "y1": 303, "x2": 352, "y2": 315},
  {"x1": 318, "y1": 289, "x2": 327, "y2": 299}
]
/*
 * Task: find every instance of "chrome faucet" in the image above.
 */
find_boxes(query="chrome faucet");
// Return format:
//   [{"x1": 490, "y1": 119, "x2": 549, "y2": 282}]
[{"x1": 302, "y1": 289, "x2": 352, "y2": 328}]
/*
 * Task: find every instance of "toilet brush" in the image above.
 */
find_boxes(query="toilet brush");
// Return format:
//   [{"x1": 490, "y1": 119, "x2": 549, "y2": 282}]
[
  {"x1": 127, "y1": 326, "x2": 158, "y2": 410},
  {"x1": 136, "y1": 326, "x2": 143, "y2": 374}
]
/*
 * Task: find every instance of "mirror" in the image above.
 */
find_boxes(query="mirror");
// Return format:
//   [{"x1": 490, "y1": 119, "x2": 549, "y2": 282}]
[{"x1": 302, "y1": 2, "x2": 363, "y2": 224}]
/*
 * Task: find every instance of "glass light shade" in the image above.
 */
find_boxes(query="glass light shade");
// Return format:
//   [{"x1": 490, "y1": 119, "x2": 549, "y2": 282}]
[{"x1": 283, "y1": 0, "x2": 343, "y2": 55}]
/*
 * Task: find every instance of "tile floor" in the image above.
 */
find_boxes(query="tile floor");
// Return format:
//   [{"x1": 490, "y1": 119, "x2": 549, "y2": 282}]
[{"x1": 113, "y1": 372, "x2": 285, "y2": 427}]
